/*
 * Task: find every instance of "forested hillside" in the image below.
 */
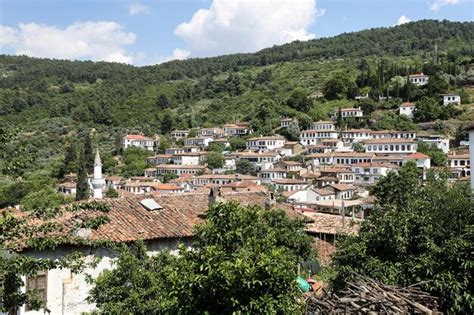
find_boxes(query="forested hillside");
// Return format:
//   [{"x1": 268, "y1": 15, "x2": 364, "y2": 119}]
[{"x1": 0, "y1": 19, "x2": 473, "y2": 180}]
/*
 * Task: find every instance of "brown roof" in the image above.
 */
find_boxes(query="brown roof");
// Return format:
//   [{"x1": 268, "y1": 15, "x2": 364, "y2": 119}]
[
  {"x1": 300, "y1": 210, "x2": 361, "y2": 235},
  {"x1": 124, "y1": 134, "x2": 153, "y2": 140},
  {"x1": 272, "y1": 179, "x2": 307, "y2": 185},
  {"x1": 14, "y1": 192, "x2": 301, "y2": 250}
]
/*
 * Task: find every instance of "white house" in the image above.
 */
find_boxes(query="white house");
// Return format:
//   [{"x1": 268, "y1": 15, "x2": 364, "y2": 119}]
[
  {"x1": 447, "y1": 153, "x2": 471, "y2": 177},
  {"x1": 122, "y1": 135, "x2": 154, "y2": 151},
  {"x1": 16, "y1": 192, "x2": 287, "y2": 315},
  {"x1": 259, "y1": 168, "x2": 288, "y2": 184},
  {"x1": 408, "y1": 73, "x2": 429, "y2": 86},
  {"x1": 197, "y1": 127, "x2": 225, "y2": 139},
  {"x1": 399, "y1": 102, "x2": 416, "y2": 119},
  {"x1": 280, "y1": 118, "x2": 294, "y2": 128},
  {"x1": 371, "y1": 130, "x2": 416, "y2": 139},
  {"x1": 284, "y1": 188, "x2": 335, "y2": 204},
  {"x1": 417, "y1": 134, "x2": 450, "y2": 154},
  {"x1": 57, "y1": 182, "x2": 76, "y2": 195},
  {"x1": 332, "y1": 107, "x2": 363, "y2": 119},
  {"x1": 323, "y1": 184, "x2": 357, "y2": 200},
  {"x1": 223, "y1": 123, "x2": 252, "y2": 136},
  {"x1": 405, "y1": 152, "x2": 431, "y2": 169},
  {"x1": 184, "y1": 137, "x2": 214, "y2": 148},
  {"x1": 352, "y1": 162, "x2": 395, "y2": 185},
  {"x1": 234, "y1": 151, "x2": 281, "y2": 171},
  {"x1": 442, "y1": 94, "x2": 461, "y2": 106},
  {"x1": 300, "y1": 130, "x2": 339, "y2": 146},
  {"x1": 172, "y1": 153, "x2": 201, "y2": 165},
  {"x1": 155, "y1": 164, "x2": 207, "y2": 176},
  {"x1": 341, "y1": 129, "x2": 372, "y2": 144},
  {"x1": 272, "y1": 178, "x2": 308, "y2": 192},
  {"x1": 310, "y1": 121, "x2": 335, "y2": 131},
  {"x1": 246, "y1": 135, "x2": 286, "y2": 151},
  {"x1": 363, "y1": 139, "x2": 417, "y2": 155},
  {"x1": 170, "y1": 130, "x2": 189, "y2": 141},
  {"x1": 146, "y1": 154, "x2": 173, "y2": 165}
]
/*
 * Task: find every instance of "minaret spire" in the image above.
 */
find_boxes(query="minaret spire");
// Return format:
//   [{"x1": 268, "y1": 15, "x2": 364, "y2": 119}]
[{"x1": 91, "y1": 148, "x2": 105, "y2": 199}]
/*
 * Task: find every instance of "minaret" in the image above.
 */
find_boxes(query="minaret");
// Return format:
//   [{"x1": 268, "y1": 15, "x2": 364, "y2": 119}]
[{"x1": 91, "y1": 148, "x2": 105, "y2": 199}]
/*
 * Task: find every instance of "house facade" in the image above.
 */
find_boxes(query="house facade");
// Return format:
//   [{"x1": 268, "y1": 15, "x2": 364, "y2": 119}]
[
  {"x1": 122, "y1": 135, "x2": 155, "y2": 151},
  {"x1": 408, "y1": 73, "x2": 429, "y2": 86},
  {"x1": 363, "y1": 139, "x2": 417, "y2": 155},
  {"x1": 245, "y1": 136, "x2": 286, "y2": 151}
]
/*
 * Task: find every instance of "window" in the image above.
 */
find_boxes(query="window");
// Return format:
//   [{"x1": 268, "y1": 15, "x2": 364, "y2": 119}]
[{"x1": 26, "y1": 271, "x2": 47, "y2": 311}]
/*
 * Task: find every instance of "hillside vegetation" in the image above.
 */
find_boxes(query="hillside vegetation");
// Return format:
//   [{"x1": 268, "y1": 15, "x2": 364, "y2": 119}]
[{"x1": 0, "y1": 19, "x2": 473, "y2": 179}]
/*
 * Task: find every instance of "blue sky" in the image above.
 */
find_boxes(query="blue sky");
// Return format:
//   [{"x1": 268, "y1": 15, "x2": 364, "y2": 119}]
[{"x1": 0, "y1": 0, "x2": 472, "y2": 65}]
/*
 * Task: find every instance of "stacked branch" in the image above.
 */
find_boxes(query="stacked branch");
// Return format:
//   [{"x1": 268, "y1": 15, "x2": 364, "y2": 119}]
[{"x1": 306, "y1": 275, "x2": 440, "y2": 314}]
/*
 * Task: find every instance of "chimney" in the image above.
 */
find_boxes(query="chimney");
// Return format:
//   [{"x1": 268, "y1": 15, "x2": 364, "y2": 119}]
[
  {"x1": 468, "y1": 123, "x2": 474, "y2": 201},
  {"x1": 264, "y1": 191, "x2": 276, "y2": 210},
  {"x1": 208, "y1": 187, "x2": 224, "y2": 207}
]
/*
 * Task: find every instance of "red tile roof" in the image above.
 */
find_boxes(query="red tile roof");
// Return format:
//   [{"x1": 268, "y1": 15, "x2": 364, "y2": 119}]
[
  {"x1": 124, "y1": 134, "x2": 152, "y2": 140},
  {"x1": 406, "y1": 152, "x2": 429, "y2": 159}
]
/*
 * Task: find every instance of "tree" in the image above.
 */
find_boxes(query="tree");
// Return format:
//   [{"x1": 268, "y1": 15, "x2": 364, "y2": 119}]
[
  {"x1": 160, "y1": 110, "x2": 175, "y2": 134},
  {"x1": 203, "y1": 152, "x2": 224, "y2": 169},
  {"x1": 122, "y1": 147, "x2": 151, "y2": 177},
  {"x1": 333, "y1": 171, "x2": 473, "y2": 313},
  {"x1": 413, "y1": 97, "x2": 440, "y2": 122},
  {"x1": 323, "y1": 71, "x2": 357, "y2": 100},
  {"x1": 83, "y1": 132, "x2": 94, "y2": 173},
  {"x1": 286, "y1": 88, "x2": 311, "y2": 112},
  {"x1": 162, "y1": 172, "x2": 178, "y2": 183},
  {"x1": 236, "y1": 159, "x2": 256, "y2": 175},
  {"x1": 156, "y1": 93, "x2": 170, "y2": 109},
  {"x1": 417, "y1": 142, "x2": 447, "y2": 166},
  {"x1": 21, "y1": 187, "x2": 71, "y2": 211},
  {"x1": 75, "y1": 154, "x2": 89, "y2": 201},
  {"x1": 58, "y1": 142, "x2": 78, "y2": 178},
  {"x1": 90, "y1": 202, "x2": 314, "y2": 314},
  {"x1": 229, "y1": 137, "x2": 246, "y2": 151}
]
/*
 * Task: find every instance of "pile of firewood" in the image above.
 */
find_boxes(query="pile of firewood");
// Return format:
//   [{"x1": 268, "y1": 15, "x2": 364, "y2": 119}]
[{"x1": 305, "y1": 276, "x2": 440, "y2": 314}]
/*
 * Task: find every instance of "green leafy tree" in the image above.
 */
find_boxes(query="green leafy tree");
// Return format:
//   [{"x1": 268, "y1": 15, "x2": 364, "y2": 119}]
[
  {"x1": 162, "y1": 172, "x2": 178, "y2": 183},
  {"x1": 229, "y1": 137, "x2": 246, "y2": 151},
  {"x1": 417, "y1": 142, "x2": 447, "y2": 166},
  {"x1": 90, "y1": 202, "x2": 314, "y2": 314},
  {"x1": 323, "y1": 71, "x2": 357, "y2": 100},
  {"x1": 21, "y1": 187, "x2": 71, "y2": 211},
  {"x1": 156, "y1": 93, "x2": 170, "y2": 109},
  {"x1": 122, "y1": 147, "x2": 151, "y2": 177},
  {"x1": 236, "y1": 159, "x2": 256, "y2": 176},
  {"x1": 286, "y1": 88, "x2": 312, "y2": 112},
  {"x1": 203, "y1": 152, "x2": 224, "y2": 169},
  {"x1": 105, "y1": 188, "x2": 119, "y2": 198}
]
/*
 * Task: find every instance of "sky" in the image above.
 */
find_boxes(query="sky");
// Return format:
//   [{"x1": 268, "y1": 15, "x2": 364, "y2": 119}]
[{"x1": 0, "y1": 0, "x2": 472, "y2": 66}]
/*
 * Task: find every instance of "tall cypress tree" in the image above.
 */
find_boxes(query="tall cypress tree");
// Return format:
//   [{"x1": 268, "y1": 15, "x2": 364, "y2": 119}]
[
  {"x1": 83, "y1": 131, "x2": 94, "y2": 173},
  {"x1": 75, "y1": 150, "x2": 89, "y2": 201},
  {"x1": 59, "y1": 142, "x2": 77, "y2": 178}
]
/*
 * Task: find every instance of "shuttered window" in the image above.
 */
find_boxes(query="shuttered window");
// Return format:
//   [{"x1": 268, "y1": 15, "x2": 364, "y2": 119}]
[{"x1": 26, "y1": 271, "x2": 47, "y2": 311}]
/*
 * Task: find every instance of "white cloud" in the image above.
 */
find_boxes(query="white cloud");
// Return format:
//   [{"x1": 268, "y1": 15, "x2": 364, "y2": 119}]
[
  {"x1": 152, "y1": 48, "x2": 191, "y2": 64},
  {"x1": 174, "y1": 0, "x2": 323, "y2": 57},
  {"x1": 396, "y1": 15, "x2": 411, "y2": 26},
  {"x1": 430, "y1": 0, "x2": 460, "y2": 11},
  {"x1": 129, "y1": 2, "x2": 151, "y2": 16},
  {"x1": 0, "y1": 21, "x2": 136, "y2": 64}
]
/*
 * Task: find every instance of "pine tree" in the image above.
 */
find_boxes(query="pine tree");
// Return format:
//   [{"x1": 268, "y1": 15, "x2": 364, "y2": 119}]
[
  {"x1": 75, "y1": 150, "x2": 89, "y2": 201},
  {"x1": 83, "y1": 131, "x2": 94, "y2": 173},
  {"x1": 58, "y1": 142, "x2": 77, "y2": 178}
]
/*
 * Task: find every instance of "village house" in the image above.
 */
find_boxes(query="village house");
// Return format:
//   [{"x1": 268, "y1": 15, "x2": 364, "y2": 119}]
[
  {"x1": 442, "y1": 94, "x2": 461, "y2": 106},
  {"x1": 15, "y1": 191, "x2": 298, "y2": 315},
  {"x1": 170, "y1": 130, "x2": 190, "y2": 141},
  {"x1": 153, "y1": 184, "x2": 185, "y2": 194},
  {"x1": 323, "y1": 183, "x2": 357, "y2": 200},
  {"x1": 278, "y1": 160, "x2": 304, "y2": 173},
  {"x1": 332, "y1": 107, "x2": 363, "y2": 119},
  {"x1": 122, "y1": 134, "x2": 155, "y2": 151},
  {"x1": 184, "y1": 137, "x2": 214, "y2": 148},
  {"x1": 406, "y1": 152, "x2": 431, "y2": 169},
  {"x1": 277, "y1": 141, "x2": 304, "y2": 157},
  {"x1": 192, "y1": 174, "x2": 260, "y2": 187},
  {"x1": 363, "y1": 138, "x2": 417, "y2": 155},
  {"x1": 172, "y1": 152, "x2": 201, "y2": 165},
  {"x1": 399, "y1": 102, "x2": 416, "y2": 119},
  {"x1": 370, "y1": 130, "x2": 416, "y2": 139},
  {"x1": 197, "y1": 127, "x2": 225, "y2": 139},
  {"x1": 57, "y1": 182, "x2": 76, "y2": 195},
  {"x1": 300, "y1": 129, "x2": 339, "y2": 146},
  {"x1": 311, "y1": 121, "x2": 336, "y2": 131},
  {"x1": 165, "y1": 146, "x2": 200, "y2": 155},
  {"x1": 351, "y1": 162, "x2": 396, "y2": 185},
  {"x1": 245, "y1": 135, "x2": 286, "y2": 151},
  {"x1": 341, "y1": 129, "x2": 372, "y2": 144},
  {"x1": 319, "y1": 166, "x2": 355, "y2": 184},
  {"x1": 280, "y1": 118, "x2": 294, "y2": 128},
  {"x1": 408, "y1": 73, "x2": 429, "y2": 86},
  {"x1": 154, "y1": 164, "x2": 208, "y2": 176},
  {"x1": 417, "y1": 133, "x2": 450, "y2": 154},
  {"x1": 284, "y1": 187, "x2": 336, "y2": 204},
  {"x1": 331, "y1": 152, "x2": 375, "y2": 165},
  {"x1": 234, "y1": 151, "x2": 282, "y2": 171},
  {"x1": 104, "y1": 175, "x2": 123, "y2": 191},
  {"x1": 372, "y1": 154, "x2": 406, "y2": 167},
  {"x1": 447, "y1": 153, "x2": 471, "y2": 178},
  {"x1": 223, "y1": 122, "x2": 252, "y2": 136},
  {"x1": 272, "y1": 178, "x2": 308, "y2": 191},
  {"x1": 146, "y1": 154, "x2": 173, "y2": 165},
  {"x1": 259, "y1": 167, "x2": 288, "y2": 184},
  {"x1": 305, "y1": 144, "x2": 331, "y2": 154}
]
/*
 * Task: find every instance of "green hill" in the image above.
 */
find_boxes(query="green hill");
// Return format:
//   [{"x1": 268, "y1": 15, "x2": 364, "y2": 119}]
[{"x1": 0, "y1": 19, "x2": 473, "y2": 177}]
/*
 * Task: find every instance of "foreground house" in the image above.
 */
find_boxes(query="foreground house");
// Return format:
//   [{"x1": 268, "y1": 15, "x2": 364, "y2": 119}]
[
  {"x1": 246, "y1": 135, "x2": 286, "y2": 152},
  {"x1": 14, "y1": 191, "x2": 298, "y2": 315}
]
